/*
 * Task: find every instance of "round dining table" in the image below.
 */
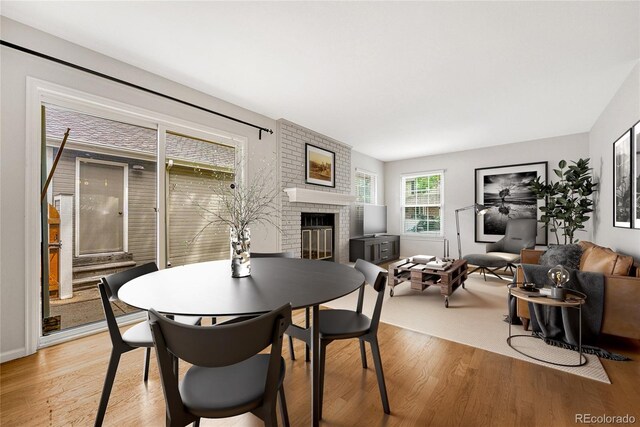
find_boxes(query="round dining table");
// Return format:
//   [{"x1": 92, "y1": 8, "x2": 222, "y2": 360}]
[{"x1": 119, "y1": 257, "x2": 365, "y2": 427}]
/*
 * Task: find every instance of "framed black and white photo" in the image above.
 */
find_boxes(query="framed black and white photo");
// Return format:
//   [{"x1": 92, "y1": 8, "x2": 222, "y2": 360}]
[
  {"x1": 305, "y1": 144, "x2": 335, "y2": 187},
  {"x1": 632, "y1": 122, "x2": 640, "y2": 229},
  {"x1": 475, "y1": 162, "x2": 547, "y2": 245},
  {"x1": 613, "y1": 130, "x2": 632, "y2": 228}
]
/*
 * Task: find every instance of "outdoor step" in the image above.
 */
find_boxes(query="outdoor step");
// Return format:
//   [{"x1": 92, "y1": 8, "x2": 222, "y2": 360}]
[
  {"x1": 72, "y1": 275, "x2": 102, "y2": 291},
  {"x1": 73, "y1": 260, "x2": 137, "y2": 274}
]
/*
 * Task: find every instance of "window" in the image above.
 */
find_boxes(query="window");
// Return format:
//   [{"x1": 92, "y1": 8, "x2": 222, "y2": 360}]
[
  {"x1": 355, "y1": 169, "x2": 377, "y2": 204},
  {"x1": 402, "y1": 171, "x2": 444, "y2": 235}
]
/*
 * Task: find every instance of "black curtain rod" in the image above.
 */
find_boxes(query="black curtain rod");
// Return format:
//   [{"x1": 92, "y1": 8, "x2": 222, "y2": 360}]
[{"x1": 1, "y1": 40, "x2": 274, "y2": 140}]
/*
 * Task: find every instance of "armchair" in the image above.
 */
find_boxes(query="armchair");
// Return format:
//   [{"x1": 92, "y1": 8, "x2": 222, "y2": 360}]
[{"x1": 464, "y1": 218, "x2": 537, "y2": 280}]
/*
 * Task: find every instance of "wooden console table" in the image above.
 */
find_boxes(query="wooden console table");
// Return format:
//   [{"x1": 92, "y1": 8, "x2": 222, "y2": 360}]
[{"x1": 387, "y1": 258, "x2": 468, "y2": 307}]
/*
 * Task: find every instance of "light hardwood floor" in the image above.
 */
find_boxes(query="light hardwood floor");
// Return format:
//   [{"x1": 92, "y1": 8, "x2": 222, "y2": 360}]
[{"x1": 1, "y1": 309, "x2": 639, "y2": 427}]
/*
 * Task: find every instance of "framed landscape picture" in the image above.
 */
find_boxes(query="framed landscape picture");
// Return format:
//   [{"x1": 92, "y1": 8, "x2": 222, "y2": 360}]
[
  {"x1": 305, "y1": 144, "x2": 335, "y2": 187},
  {"x1": 613, "y1": 130, "x2": 632, "y2": 228},
  {"x1": 633, "y1": 121, "x2": 640, "y2": 229},
  {"x1": 475, "y1": 161, "x2": 547, "y2": 245}
]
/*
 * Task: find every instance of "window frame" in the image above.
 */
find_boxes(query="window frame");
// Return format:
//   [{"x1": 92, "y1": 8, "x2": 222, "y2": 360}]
[
  {"x1": 401, "y1": 170, "x2": 445, "y2": 237},
  {"x1": 26, "y1": 78, "x2": 248, "y2": 353},
  {"x1": 354, "y1": 168, "x2": 378, "y2": 205}
]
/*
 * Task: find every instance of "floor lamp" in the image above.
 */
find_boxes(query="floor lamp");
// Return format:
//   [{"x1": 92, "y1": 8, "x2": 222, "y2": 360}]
[{"x1": 455, "y1": 203, "x2": 489, "y2": 259}]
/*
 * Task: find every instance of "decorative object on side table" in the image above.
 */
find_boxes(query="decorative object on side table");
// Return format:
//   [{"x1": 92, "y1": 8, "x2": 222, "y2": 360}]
[
  {"x1": 529, "y1": 158, "x2": 596, "y2": 243},
  {"x1": 547, "y1": 264, "x2": 570, "y2": 300},
  {"x1": 305, "y1": 143, "x2": 335, "y2": 187},
  {"x1": 474, "y1": 162, "x2": 548, "y2": 245}
]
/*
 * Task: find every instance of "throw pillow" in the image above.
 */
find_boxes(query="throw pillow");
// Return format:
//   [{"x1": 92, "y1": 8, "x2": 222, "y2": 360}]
[
  {"x1": 580, "y1": 244, "x2": 633, "y2": 276},
  {"x1": 539, "y1": 244, "x2": 583, "y2": 270}
]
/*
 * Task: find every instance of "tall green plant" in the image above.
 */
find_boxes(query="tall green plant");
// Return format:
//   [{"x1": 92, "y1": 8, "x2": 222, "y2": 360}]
[{"x1": 528, "y1": 158, "x2": 596, "y2": 244}]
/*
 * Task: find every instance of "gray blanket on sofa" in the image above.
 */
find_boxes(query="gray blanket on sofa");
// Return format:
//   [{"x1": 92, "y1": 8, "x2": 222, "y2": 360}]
[{"x1": 521, "y1": 264, "x2": 603, "y2": 346}]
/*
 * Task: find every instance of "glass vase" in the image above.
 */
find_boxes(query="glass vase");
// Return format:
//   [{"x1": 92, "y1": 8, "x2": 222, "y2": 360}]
[{"x1": 230, "y1": 226, "x2": 251, "y2": 278}]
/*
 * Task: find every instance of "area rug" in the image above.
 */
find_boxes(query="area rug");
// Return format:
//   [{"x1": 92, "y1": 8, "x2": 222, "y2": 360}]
[{"x1": 323, "y1": 272, "x2": 611, "y2": 384}]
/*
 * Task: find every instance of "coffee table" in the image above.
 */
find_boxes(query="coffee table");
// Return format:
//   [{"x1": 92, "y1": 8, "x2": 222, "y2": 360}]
[{"x1": 387, "y1": 257, "x2": 468, "y2": 307}]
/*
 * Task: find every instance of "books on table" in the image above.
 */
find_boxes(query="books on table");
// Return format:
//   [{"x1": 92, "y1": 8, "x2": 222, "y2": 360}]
[
  {"x1": 411, "y1": 255, "x2": 435, "y2": 264},
  {"x1": 425, "y1": 260, "x2": 452, "y2": 270}
]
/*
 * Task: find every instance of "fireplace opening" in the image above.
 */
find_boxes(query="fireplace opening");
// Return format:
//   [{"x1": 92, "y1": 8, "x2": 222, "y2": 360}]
[{"x1": 301, "y1": 213, "x2": 335, "y2": 261}]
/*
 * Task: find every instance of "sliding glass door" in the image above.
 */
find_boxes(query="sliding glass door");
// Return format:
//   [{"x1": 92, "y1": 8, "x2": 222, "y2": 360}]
[{"x1": 39, "y1": 100, "x2": 240, "y2": 340}]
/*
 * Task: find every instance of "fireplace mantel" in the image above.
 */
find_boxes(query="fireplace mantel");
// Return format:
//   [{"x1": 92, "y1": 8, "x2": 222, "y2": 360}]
[{"x1": 283, "y1": 187, "x2": 356, "y2": 206}]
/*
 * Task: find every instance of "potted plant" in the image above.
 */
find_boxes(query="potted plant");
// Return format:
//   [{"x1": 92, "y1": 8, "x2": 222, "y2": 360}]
[{"x1": 528, "y1": 158, "x2": 596, "y2": 244}]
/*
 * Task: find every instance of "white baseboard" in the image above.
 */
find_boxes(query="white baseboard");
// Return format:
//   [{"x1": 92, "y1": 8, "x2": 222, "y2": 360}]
[{"x1": 0, "y1": 347, "x2": 27, "y2": 363}]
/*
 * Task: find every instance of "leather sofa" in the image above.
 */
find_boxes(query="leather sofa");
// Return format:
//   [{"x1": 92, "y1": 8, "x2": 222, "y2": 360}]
[{"x1": 515, "y1": 241, "x2": 640, "y2": 340}]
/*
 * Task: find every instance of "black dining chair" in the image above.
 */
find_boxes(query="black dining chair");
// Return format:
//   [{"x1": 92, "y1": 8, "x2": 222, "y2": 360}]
[
  {"x1": 95, "y1": 262, "x2": 201, "y2": 427},
  {"x1": 149, "y1": 303, "x2": 292, "y2": 427},
  {"x1": 317, "y1": 258, "x2": 390, "y2": 419},
  {"x1": 251, "y1": 252, "x2": 300, "y2": 360}
]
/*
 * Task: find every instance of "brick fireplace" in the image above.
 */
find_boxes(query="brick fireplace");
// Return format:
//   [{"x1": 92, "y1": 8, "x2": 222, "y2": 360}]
[{"x1": 278, "y1": 120, "x2": 353, "y2": 263}]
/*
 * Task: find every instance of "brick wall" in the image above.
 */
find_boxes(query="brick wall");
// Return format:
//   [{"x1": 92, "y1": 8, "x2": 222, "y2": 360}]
[{"x1": 278, "y1": 120, "x2": 351, "y2": 263}]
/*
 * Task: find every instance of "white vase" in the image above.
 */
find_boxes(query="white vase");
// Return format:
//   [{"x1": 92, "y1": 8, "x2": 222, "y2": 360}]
[{"x1": 230, "y1": 226, "x2": 251, "y2": 278}]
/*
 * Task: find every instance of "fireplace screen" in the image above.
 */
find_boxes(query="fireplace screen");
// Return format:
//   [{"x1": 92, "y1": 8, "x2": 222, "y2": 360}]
[{"x1": 302, "y1": 227, "x2": 333, "y2": 260}]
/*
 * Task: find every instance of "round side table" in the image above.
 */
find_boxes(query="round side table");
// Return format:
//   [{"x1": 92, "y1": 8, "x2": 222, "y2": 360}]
[{"x1": 508, "y1": 287, "x2": 587, "y2": 367}]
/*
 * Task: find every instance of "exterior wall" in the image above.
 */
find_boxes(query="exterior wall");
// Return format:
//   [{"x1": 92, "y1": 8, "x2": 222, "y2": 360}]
[
  {"x1": 50, "y1": 148, "x2": 157, "y2": 265},
  {"x1": 278, "y1": 120, "x2": 351, "y2": 263}
]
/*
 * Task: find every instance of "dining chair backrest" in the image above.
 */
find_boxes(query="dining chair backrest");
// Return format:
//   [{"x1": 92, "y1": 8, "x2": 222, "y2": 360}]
[
  {"x1": 252, "y1": 251, "x2": 295, "y2": 258},
  {"x1": 98, "y1": 262, "x2": 158, "y2": 347},
  {"x1": 149, "y1": 304, "x2": 292, "y2": 425},
  {"x1": 102, "y1": 262, "x2": 158, "y2": 301},
  {"x1": 354, "y1": 259, "x2": 387, "y2": 334}
]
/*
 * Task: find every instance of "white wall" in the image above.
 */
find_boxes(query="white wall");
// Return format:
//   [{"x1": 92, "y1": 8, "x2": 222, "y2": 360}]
[
  {"x1": 589, "y1": 63, "x2": 640, "y2": 258},
  {"x1": 350, "y1": 150, "x2": 385, "y2": 237},
  {"x1": 0, "y1": 17, "x2": 279, "y2": 361},
  {"x1": 384, "y1": 133, "x2": 590, "y2": 258}
]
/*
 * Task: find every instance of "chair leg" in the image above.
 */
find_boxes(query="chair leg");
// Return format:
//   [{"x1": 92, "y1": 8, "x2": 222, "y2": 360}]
[
  {"x1": 370, "y1": 337, "x2": 390, "y2": 414},
  {"x1": 318, "y1": 341, "x2": 328, "y2": 420},
  {"x1": 522, "y1": 317, "x2": 530, "y2": 331},
  {"x1": 279, "y1": 386, "x2": 290, "y2": 427},
  {"x1": 288, "y1": 335, "x2": 296, "y2": 361},
  {"x1": 305, "y1": 307, "x2": 310, "y2": 362},
  {"x1": 264, "y1": 407, "x2": 278, "y2": 427},
  {"x1": 359, "y1": 339, "x2": 368, "y2": 369},
  {"x1": 142, "y1": 347, "x2": 151, "y2": 382},
  {"x1": 95, "y1": 350, "x2": 121, "y2": 427}
]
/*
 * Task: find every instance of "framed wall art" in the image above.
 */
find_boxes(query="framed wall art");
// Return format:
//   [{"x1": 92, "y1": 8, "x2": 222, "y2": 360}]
[
  {"x1": 475, "y1": 161, "x2": 547, "y2": 245},
  {"x1": 305, "y1": 144, "x2": 335, "y2": 187},
  {"x1": 632, "y1": 121, "x2": 640, "y2": 229},
  {"x1": 613, "y1": 130, "x2": 632, "y2": 228}
]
